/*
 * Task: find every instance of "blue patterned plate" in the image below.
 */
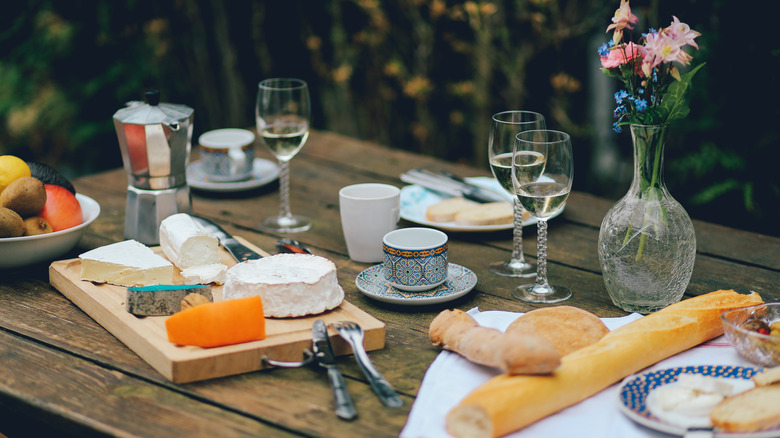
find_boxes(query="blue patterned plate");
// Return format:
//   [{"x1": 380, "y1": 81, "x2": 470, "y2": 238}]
[
  {"x1": 355, "y1": 263, "x2": 477, "y2": 305},
  {"x1": 618, "y1": 365, "x2": 779, "y2": 437}
]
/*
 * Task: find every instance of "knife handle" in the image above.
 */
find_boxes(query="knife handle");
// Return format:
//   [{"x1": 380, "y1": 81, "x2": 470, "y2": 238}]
[{"x1": 327, "y1": 367, "x2": 358, "y2": 421}]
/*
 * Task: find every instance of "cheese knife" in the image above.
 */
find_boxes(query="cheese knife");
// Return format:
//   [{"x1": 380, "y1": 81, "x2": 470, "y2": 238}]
[
  {"x1": 312, "y1": 320, "x2": 358, "y2": 421},
  {"x1": 190, "y1": 215, "x2": 264, "y2": 262}
]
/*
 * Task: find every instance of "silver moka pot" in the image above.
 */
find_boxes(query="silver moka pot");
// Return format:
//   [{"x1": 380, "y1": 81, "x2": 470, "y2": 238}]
[{"x1": 112, "y1": 90, "x2": 194, "y2": 245}]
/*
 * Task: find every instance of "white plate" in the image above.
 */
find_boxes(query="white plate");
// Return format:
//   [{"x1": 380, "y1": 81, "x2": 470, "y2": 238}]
[
  {"x1": 618, "y1": 365, "x2": 779, "y2": 437},
  {"x1": 0, "y1": 194, "x2": 100, "y2": 269},
  {"x1": 187, "y1": 158, "x2": 280, "y2": 193},
  {"x1": 400, "y1": 176, "x2": 561, "y2": 232},
  {"x1": 355, "y1": 263, "x2": 477, "y2": 305}
]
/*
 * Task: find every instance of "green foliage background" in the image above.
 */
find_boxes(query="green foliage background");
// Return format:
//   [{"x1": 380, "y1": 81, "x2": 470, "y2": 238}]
[{"x1": 1, "y1": 0, "x2": 777, "y2": 236}]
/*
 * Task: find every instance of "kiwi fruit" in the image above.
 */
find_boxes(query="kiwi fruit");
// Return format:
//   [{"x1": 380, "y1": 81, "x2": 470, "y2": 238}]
[
  {"x1": 0, "y1": 207, "x2": 25, "y2": 237},
  {"x1": 0, "y1": 176, "x2": 47, "y2": 217},
  {"x1": 27, "y1": 162, "x2": 75, "y2": 194},
  {"x1": 23, "y1": 216, "x2": 53, "y2": 235}
]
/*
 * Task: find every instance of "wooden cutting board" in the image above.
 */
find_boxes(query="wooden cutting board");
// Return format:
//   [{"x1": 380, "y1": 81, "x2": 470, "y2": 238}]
[{"x1": 48, "y1": 238, "x2": 385, "y2": 384}]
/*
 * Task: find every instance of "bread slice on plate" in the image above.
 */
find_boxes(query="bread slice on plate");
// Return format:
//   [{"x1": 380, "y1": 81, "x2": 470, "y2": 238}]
[
  {"x1": 710, "y1": 384, "x2": 780, "y2": 432},
  {"x1": 454, "y1": 202, "x2": 514, "y2": 226},
  {"x1": 426, "y1": 197, "x2": 480, "y2": 222}
]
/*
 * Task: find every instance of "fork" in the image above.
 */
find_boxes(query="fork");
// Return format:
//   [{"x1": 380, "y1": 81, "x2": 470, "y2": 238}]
[{"x1": 332, "y1": 321, "x2": 403, "y2": 408}]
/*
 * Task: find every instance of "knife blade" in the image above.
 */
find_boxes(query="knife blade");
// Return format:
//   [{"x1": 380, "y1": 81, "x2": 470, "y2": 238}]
[
  {"x1": 400, "y1": 169, "x2": 507, "y2": 203},
  {"x1": 190, "y1": 215, "x2": 264, "y2": 262},
  {"x1": 312, "y1": 320, "x2": 358, "y2": 421}
]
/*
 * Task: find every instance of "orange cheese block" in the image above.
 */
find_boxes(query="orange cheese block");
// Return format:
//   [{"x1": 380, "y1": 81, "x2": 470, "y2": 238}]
[{"x1": 165, "y1": 296, "x2": 266, "y2": 348}]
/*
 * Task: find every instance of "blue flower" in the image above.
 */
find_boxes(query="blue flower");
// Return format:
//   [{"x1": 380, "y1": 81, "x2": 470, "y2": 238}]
[
  {"x1": 612, "y1": 122, "x2": 623, "y2": 133},
  {"x1": 614, "y1": 90, "x2": 629, "y2": 104},
  {"x1": 598, "y1": 43, "x2": 610, "y2": 57},
  {"x1": 613, "y1": 104, "x2": 626, "y2": 118},
  {"x1": 635, "y1": 99, "x2": 648, "y2": 111}
]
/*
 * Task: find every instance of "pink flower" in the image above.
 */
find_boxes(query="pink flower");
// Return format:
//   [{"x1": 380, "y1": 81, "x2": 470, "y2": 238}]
[
  {"x1": 606, "y1": 0, "x2": 639, "y2": 44},
  {"x1": 601, "y1": 42, "x2": 643, "y2": 69},
  {"x1": 639, "y1": 31, "x2": 693, "y2": 76},
  {"x1": 666, "y1": 16, "x2": 701, "y2": 49}
]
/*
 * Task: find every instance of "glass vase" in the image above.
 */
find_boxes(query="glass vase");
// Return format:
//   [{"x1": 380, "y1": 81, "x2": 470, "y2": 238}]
[{"x1": 598, "y1": 124, "x2": 696, "y2": 314}]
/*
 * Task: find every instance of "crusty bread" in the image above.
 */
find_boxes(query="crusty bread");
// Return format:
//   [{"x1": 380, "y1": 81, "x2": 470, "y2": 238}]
[
  {"x1": 429, "y1": 309, "x2": 561, "y2": 375},
  {"x1": 752, "y1": 366, "x2": 780, "y2": 386},
  {"x1": 446, "y1": 290, "x2": 764, "y2": 438},
  {"x1": 506, "y1": 306, "x2": 609, "y2": 356},
  {"x1": 454, "y1": 202, "x2": 514, "y2": 226},
  {"x1": 426, "y1": 197, "x2": 480, "y2": 222},
  {"x1": 710, "y1": 384, "x2": 780, "y2": 432}
]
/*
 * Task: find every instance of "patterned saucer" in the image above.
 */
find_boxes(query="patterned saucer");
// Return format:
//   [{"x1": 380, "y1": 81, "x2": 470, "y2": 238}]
[
  {"x1": 355, "y1": 263, "x2": 477, "y2": 305},
  {"x1": 617, "y1": 365, "x2": 780, "y2": 437}
]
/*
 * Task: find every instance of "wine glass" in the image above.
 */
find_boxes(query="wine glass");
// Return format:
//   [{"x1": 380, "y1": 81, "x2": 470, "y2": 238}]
[
  {"x1": 487, "y1": 111, "x2": 546, "y2": 277},
  {"x1": 255, "y1": 78, "x2": 312, "y2": 233},
  {"x1": 511, "y1": 129, "x2": 573, "y2": 303}
]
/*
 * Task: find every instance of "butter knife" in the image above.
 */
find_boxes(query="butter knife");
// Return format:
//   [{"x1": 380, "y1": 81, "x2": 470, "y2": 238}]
[
  {"x1": 312, "y1": 320, "x2": 358, "y2": 421},
  {"x1": 190, "y1": 216, "x2": 264, "y2": 262},
  {"x1": 400, "y1": 169, "x2": 507, "y2": 203}
]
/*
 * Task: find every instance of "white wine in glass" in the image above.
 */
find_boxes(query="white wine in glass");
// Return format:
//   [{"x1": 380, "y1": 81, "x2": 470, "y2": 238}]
[
  {"x1": 511, "y1": 129, "x2": 573, "y2": 303},
  {"x1": 487, "y1": 110, "x2": 546, "y2": 277},
  {"x1": 256, "y1": 78, "x2": 311, "y2": 233}
]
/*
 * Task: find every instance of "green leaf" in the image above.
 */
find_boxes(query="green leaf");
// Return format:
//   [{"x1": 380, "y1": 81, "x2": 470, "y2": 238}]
[{"x1": 661, "y1": 63, "x2": 705, "y2": 122}]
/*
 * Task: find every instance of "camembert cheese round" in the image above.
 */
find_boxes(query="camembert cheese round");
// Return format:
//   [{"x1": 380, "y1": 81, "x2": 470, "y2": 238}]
[{"x1": 222, "y1": 254, "x2": 344, "y2": 317}]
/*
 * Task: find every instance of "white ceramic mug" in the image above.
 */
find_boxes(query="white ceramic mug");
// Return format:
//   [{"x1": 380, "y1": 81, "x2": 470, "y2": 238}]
[
  {"x1": 382, "y1": 227, "x2": 448, "y2": 291},
  {"x1": 199, "y1": 128, "x2": 255, "y2": 182},
  {"x1": 339, "y1": 183, "x2": 401, "y2": 263}
]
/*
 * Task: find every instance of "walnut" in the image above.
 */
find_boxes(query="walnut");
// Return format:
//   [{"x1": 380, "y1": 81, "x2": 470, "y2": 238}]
[{"x1": 181, "y1": 293, "x2": 210, "y2": 311}]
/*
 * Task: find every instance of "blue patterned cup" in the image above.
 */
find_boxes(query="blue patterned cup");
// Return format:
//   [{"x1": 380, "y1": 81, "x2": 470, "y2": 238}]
[
  {"x1": 199, "y1": 128, "x2": 255, "y2": 182},
  {"x1": 382, "y1": 227, "x2": 448, "y2": 291}
]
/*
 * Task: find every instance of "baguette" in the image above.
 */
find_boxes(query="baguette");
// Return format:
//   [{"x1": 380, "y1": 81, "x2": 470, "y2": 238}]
[
  {"x1": 446, "y1": 290, "x2": 764, "y2": 438},
  {"x1": 429, "y1": 309, "x2": 561, "y2": 375},
  {"x1": 426, "y1": 197, "x2": 480, "y2": 222},
  {"x1": 710, "y1": 384, "x2": 780, "y2": 432}
]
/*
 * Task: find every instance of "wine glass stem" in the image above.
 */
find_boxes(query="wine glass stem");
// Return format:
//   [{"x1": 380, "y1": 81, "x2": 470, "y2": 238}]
[
  {"x1": 278, "y1": 160, "x2": 292, "y2": 219},
  {"x1": 534, "y1": 219, "x2": 551, "y2": 292},
  {"x1": 510, "y1": 198, "x2": 526, "y2": 264}
]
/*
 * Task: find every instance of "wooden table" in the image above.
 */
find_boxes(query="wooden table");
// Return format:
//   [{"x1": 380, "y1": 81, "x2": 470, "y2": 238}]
[{"x1": 1, "y1": 130, "x2": 778, "y2": 437}]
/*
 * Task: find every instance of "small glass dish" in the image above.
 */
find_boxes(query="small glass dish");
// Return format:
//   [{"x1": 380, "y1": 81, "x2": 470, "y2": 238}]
[{"x1": 721, "y1": 302, "x2": 780, "y2": 367}]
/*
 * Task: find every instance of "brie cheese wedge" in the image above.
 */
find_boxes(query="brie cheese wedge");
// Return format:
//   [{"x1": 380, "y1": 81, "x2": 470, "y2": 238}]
[
  {"x1": 79, "y1": 240, "x2": 173, "y2": 287},
  {"x1": 222, "y1": 254, "x2": 344, "y2": 317}
]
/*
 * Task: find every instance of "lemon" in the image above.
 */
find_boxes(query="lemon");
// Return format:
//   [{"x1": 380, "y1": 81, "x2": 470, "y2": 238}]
[{"x1": 0, "y1": 155, "x2": 31, "y2": 195}]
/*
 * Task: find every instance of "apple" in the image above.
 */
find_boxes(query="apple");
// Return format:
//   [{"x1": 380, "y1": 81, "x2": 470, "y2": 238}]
[{"x1": 40, "y1": 184, "x2": 83, "y2": 232}]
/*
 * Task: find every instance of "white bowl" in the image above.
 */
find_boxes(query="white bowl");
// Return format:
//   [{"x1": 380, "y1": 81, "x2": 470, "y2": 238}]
[{"x1": 0, "y1": 193, "x2": 100, "y2": 269}]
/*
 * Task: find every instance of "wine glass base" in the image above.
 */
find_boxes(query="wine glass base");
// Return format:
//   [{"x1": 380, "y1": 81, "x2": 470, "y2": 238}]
[
  {"x1": 258, "y1": 215, "x2": 312, "y2": 233},
  {"x1": 511, "y1": 284, "x2": 572, "y2": 304},
  {"x1": 488, "y1": 260, "x2": 537, "y2": 278}
]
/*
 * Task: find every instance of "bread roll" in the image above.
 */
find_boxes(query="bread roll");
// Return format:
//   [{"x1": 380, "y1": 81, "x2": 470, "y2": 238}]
[
  {"x1": 446, "y1": 290, "x2": 764, "y2": 438},
  {"x1": 429, "y1": 309, "x2": 561, "y2": 375},
  {"x1": 454, "y1": 202, "x2": 514, "y2": 226},
  {"x1": 506, "y1": 306, "x2": 609, "y2": 356},
  {"x1": 710, "y1": 384, "x2": 780, "y2": 432},
  {"x1": 426, "y1": 197, "x2": 480, "y2": 222}
]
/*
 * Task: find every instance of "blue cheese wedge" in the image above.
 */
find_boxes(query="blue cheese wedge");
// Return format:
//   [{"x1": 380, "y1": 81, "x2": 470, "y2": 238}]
[
  {"x1": 126, "y1": 284, "x2": 212, "y2": 316},
  {"x1": 79, "y1": 240, "x2": 173, "y2": 287}
]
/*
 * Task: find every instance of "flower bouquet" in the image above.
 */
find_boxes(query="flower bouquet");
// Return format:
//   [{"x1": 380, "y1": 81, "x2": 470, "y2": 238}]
[{"x1": 596, "y1": 0, "x2": 702, "y2": 314}]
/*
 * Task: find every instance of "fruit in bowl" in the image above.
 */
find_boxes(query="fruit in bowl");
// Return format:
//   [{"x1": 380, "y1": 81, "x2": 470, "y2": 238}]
[
  {"x1": 0, "y1": 155, "x2": 99, "y2": 268},
  {"x1": 0, "y1": 155, "x2": 83, "y2": 237},
  {"x1": 721, "y1": 303, "x2": 780, "y2": 367}
]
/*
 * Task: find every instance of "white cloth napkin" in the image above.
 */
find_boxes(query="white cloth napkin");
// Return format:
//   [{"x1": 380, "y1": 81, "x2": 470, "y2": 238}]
[{"x1": 401, "y1": 307, "x2": 754, "y2": 438}]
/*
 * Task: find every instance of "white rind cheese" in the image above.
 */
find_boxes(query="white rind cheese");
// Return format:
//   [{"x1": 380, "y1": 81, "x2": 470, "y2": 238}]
[
  {"x1": 79, "y1": 240, "x2": 173, "y2": 287},
  {"x1": 159, "y1": 213, "x2": 221, "y2": 270},
  {"x1": 181, "y1": 263, "x2": 227, "y2": 285},
  {"x1": 223, "y1": 254, "x2": 344, "y2": 317}
]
